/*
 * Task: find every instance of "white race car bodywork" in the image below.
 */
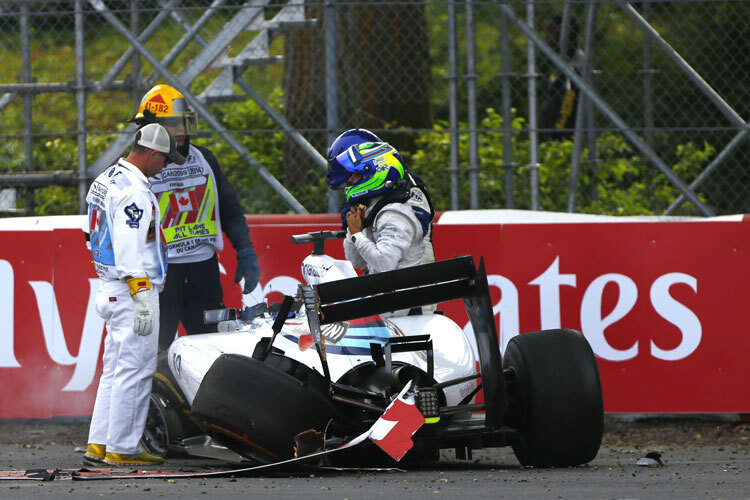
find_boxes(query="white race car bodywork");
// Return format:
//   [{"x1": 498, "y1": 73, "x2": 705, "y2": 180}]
[
  {"x1": 169, "y1": 252, "x2": 478, "y2": 409},
  {"x1": 170, "y1": 314, "x2": 477, "y2": 408}
]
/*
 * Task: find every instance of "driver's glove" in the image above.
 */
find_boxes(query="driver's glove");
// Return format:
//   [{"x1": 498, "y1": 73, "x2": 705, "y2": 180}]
[
  {"x1": 127, "y1": 277, "x2": 154, "y2": 336},
  {"x1": 340, "y1": 200, "x2": 351, "y2": 230},
  {"x1": 235, "y1": 247, "x2": 260, "y2": 294}
]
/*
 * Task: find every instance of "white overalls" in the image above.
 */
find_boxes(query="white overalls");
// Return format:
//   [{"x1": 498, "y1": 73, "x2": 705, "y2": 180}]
[{"x1": 85, "y1": 159, "x2": 167, "y2": 455}]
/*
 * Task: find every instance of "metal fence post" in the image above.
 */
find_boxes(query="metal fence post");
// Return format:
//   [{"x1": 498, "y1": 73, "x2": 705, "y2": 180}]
[
  {"x1": 526, "y1": 0, "x2": 539, "y2": 211},
  {"x1": 130, "y1": 0, "x2": 142, "y2": 109},
  {"x1": 642, "y1": 1, "x2": 654, "y2": 147},
  {"x1": 567, "y1": 0, "x2": 596, "y2": 213},
  {"x1": 559, "y1": 1, "x2": 572, "y2": 64},
  {"x1": 466, "y1": 0, "x2": 479, "y2": 209},
  {"x1": 76, "y1": 0, "x2": 88, "y2": 214},
  {"x1": 325, "y1": 0, "x2": 339, "y2": 214},
  {"x1": 448, "y1": 0, "x2": 460, "y2": 211},
  {"x1": 583, "y1": 0, "x2": 597, "y2": 204},
  {"x1": 500, "y1": 0, "x2": 514, "y2": 208},
  {"x1": 567, "y1": 94, "x2": 585, "y2": 212},
  {"x1": 20, "y1": 3, "x2": 34, "y2": 215}
]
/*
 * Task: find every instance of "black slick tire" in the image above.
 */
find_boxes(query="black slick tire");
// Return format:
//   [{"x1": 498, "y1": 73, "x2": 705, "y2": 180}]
[
  {"x1": 503, "y1": 329, "x2": 603, "y2": 467},
  {"x1": 190, "y1": 353, "x2": 347, "y2": 464}
]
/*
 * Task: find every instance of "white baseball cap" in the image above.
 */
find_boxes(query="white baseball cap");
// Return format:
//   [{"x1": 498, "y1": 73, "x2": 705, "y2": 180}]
[{"x1": 135, "y1": 123, "x2": 186, "y2": 165}]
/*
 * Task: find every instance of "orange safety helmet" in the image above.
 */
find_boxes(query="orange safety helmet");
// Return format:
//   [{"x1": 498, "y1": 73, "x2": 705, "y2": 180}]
[{"x1": 132, "y1": 84, "x2": 198, "y2": 136}]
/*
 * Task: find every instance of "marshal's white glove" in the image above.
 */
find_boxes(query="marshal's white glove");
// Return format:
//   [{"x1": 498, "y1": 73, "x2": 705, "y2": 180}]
[
  {"x1": 131, "y1": 291, "x2": 154, "y2": 336},
  {"x1": 127, "y1": 277, "x2": 154, "y2": 336}
]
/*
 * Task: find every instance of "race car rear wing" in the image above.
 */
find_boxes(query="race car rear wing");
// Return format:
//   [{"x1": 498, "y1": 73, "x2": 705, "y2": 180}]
[{"x1": 298, "y1": 255, "x2": 507, "y2": 430}]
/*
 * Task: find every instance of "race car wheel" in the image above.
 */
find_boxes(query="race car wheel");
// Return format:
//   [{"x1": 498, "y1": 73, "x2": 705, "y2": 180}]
[
  {"x1": 141, "y1": 393, "x2": 184, "y2": 458},
  {"x1": 141, "y1": 351, "x2": 201, "y2": 457},
  {"x1": 503, "y1": 329, "x2": 603, "y2": 467},
  {"x1": 191, "y1": 353, "x2": 350, "y2": 464}
]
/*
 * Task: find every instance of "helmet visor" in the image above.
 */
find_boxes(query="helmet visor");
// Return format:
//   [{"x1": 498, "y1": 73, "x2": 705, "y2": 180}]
[
  {"x1": 326, "y1": 166, "x2": 352, "y2": 189},
  {"x1": 327, "y1": 142, "x2": 396, "y2": 189},
  {"x1": 326, "y1": 144, "x2": 365, "y2": 188},
  {"x1": 158, "y1": 115, "x2": 198, "y2": 136}
]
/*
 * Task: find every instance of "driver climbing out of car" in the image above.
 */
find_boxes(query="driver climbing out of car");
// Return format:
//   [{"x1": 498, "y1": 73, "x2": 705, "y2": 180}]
[
  {"x1": 327, "y1": 129, "x2": 436, "y2": 269},
  {"x1": 326, "y1": 139, "x2": 428, "y2": 316}
]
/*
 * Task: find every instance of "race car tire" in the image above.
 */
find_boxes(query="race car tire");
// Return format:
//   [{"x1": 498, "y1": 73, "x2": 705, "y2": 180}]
[
  {"x1": 141, "y1": 393, "x2": 184, "y2": 458},
  {"x1": 191, "y1": 353, "x2": 348, "y2": 464},
  {"x1": 503, "y1": 329, "x2": 603, "y2": 467},
  {"x1": 142, "y1": 351, "x2": 201, "y2": 457}
]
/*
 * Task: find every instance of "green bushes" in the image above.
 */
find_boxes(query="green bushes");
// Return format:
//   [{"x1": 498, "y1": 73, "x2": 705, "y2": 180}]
[
  {"x1": 410, "y1": 108, "x2": 712, "y2": 215},
  {"x1": 6, "y1": 102, "x2": 715, "y2": 216}
]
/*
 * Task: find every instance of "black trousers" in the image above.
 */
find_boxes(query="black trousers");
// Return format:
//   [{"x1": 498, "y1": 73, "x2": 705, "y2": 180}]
[{"x1": 158, "y1": 254, "x2": 225, "y2": 351}]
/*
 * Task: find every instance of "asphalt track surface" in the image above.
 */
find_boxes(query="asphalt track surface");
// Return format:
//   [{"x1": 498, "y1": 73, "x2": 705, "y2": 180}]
[{"x1": 0, "y1": 419, "x2": 748, "y2": 499}]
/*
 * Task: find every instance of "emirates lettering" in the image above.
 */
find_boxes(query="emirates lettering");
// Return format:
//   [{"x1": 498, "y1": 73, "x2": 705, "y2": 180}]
[
  {"x1": 477, "y1": 256, "x2": 702, "y2": 361},
  {"x1": 0, "y1": 252, "x2": 705, "y2": 401}
]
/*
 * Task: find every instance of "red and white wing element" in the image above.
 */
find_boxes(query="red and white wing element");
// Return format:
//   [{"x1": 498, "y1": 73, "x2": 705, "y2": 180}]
[{"x1": 369, "y1": 382, "x2": 425, "y2": 461}]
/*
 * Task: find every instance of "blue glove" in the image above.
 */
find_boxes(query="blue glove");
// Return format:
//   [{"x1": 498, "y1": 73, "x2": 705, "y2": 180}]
[
  {"x1": 235, "y1": 248, "x2": 260, "y2": 294},
  {"x1": 340, "y1": 200, "x2": 351, "y2": 230}
]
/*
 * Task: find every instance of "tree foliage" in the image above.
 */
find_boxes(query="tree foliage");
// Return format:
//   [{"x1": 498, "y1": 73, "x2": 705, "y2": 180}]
[
  {"x1": 410, "y1": 108, "x2": 712, "y2": 215},
  {"x1": 1, "y1": 1, "x2": 738, "y2": 216}
]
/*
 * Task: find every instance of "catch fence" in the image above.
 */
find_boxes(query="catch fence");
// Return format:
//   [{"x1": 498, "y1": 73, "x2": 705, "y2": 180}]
[{"x1": 1, "y1": 0, "x2": 748, "y2": 216}]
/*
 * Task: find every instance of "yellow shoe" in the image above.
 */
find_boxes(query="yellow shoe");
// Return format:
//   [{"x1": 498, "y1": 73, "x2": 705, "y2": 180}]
[
  {"x1": 104, "y1": 449, "x2": 165, "y2": 466},
  {"x1": 83, "y1": 443, "x2": 106, "y2": 463}
]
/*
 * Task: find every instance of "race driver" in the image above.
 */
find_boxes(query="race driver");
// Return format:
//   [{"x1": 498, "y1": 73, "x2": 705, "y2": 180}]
[
  {"x1": 326, "y1": 128, "x2": 436, "y2": 269},
  {"x1": 328, "y1": 141, "x2": 427, "y2": 315},
  {"x1": 130, "y1": 84, "x2": 260, "y2": 352}
]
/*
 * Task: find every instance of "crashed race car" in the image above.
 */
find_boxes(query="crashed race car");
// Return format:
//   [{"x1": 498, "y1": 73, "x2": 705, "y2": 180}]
[{"x1": 142, "y1": 230, "x2": 604, "y2": 467}]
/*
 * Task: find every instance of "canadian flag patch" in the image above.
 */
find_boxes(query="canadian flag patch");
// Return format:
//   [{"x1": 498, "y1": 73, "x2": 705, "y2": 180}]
[
  {"x1": 170, "y1": 190, "x2": 198, "y2": 212},
  {"x1": 369, "y1": 382, "x2": 425, "y2": 461}
]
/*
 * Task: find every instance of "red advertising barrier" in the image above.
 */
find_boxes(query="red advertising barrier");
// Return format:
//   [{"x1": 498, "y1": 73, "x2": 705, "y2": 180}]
[
  {"x1": 1, "y1": 212, "x2": 748, "y2": 418},
  {"x1": 433, "y1": 217, "x2": 750, "y2": 413}
]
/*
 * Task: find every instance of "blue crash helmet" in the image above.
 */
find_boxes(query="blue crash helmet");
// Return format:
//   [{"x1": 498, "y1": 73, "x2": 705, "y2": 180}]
[
  {"x1": 326, "y1": 128, "x2": 405, "y2": 189},
  {"x1": 327, "y1": 142, "x2": 405, "y2": 203}
]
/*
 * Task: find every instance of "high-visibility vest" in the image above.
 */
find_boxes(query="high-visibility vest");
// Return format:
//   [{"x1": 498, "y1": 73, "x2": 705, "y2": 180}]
[{"x1": 149, "y1": 145, "x2": 223, "y2": 263}]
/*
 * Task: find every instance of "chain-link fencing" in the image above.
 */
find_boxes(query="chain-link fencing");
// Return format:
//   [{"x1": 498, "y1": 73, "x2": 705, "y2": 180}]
[{"x1": 1, "y1": 0, "x2": 748, "y2": 217}]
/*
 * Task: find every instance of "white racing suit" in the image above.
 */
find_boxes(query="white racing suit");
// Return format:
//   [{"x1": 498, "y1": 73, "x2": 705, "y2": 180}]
[
  {"x1": 84, "y1": 159, "x2": 167, "y2": 455},
  {"x1": 403, "y1": 173, "x2": 435, "y2": 267},
  {"x1": 406, "y1": 181, "x2": 437, "y2": 314},
  {"x1": 344, "y1": 201, "x2": 425, "y2": 316}
]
